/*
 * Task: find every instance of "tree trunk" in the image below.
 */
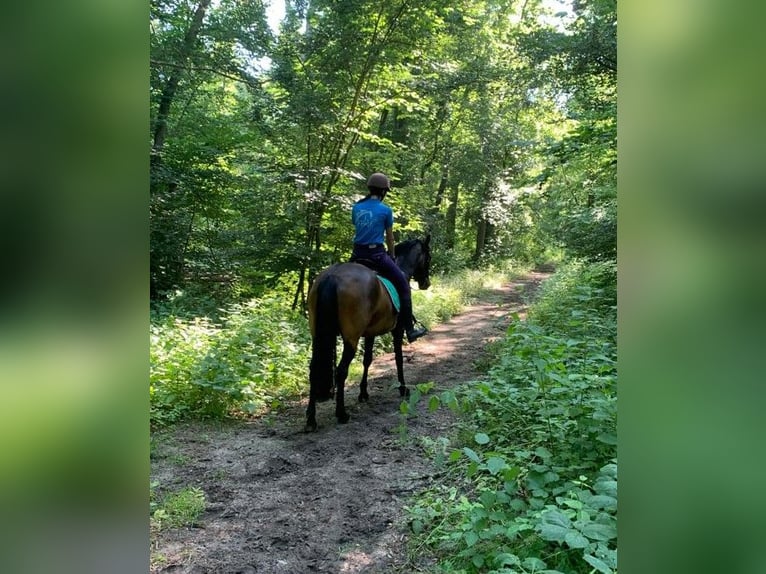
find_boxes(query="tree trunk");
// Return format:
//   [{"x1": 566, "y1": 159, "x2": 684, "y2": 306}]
[
  {"x1": 474, "y1": 218, "x2": 488, "y2": 262},
  {"x1": 433, "y1": 164, "x2": 449, "y2": 207},
  {"x1": 151, "y1": 0, "x2": 211, "y2": 156},
  {"x1": 150, "y1": 0, "x2": 211, "y2": 298},
  {"x1": 445, "y1": 183, "x2": 459, "y2": 249}
]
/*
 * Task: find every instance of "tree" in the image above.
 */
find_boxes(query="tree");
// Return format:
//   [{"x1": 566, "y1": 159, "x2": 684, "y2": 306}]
[
  {"x1": 523, "y1": 0, "x2": 617, "y2": 262},
  {"x1": 147, "y1": 0, "x2": 617, "y2": 303},
  {"x1": 269, "y1": 0, "x2": 449, "y2": 306},
  {"x1": 150, "y1": 0, "x2": 271, "y2": 297}
]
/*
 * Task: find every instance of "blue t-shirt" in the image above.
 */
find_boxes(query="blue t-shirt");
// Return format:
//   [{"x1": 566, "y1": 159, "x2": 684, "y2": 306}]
[{"x1": 352, "y1": 197, "x2": 393, "y2": 245}]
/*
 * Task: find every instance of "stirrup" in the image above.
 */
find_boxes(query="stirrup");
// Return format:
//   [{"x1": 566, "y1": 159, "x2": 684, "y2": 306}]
[{"x1": 406, "y1": 326, "x2": 428, "y2": 343}]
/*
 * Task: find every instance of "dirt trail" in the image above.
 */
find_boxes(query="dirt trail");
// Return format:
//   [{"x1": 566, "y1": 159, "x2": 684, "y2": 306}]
[{"x1": 150, "y1": 271, "x2": 549, "y2": 574}]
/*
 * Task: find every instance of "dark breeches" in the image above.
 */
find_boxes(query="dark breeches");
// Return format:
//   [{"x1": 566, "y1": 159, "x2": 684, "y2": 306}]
[{"x1": 350, "y1": 247, "x2": 412, "y2": 306}]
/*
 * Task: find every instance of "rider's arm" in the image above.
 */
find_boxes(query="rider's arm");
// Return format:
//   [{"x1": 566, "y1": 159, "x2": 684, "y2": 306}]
[{"x1": 386, "y1": 226, "x2": 396, "y2": 258}]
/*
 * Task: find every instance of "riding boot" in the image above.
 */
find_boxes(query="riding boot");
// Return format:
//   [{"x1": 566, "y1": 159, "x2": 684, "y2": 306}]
[{"x1": 401, "y1": 296, "x2": 427, "y2": 342}]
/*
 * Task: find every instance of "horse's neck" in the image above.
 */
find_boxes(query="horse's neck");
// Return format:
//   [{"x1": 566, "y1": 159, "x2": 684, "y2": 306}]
[{"x1": 396, "y1": 252, "x2": 416, "y2": 280}]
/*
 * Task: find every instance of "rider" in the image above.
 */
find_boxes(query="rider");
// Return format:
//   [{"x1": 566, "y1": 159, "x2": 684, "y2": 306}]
[{"x1": 350, "y1": 172, "x2": 428, "y2": 343}]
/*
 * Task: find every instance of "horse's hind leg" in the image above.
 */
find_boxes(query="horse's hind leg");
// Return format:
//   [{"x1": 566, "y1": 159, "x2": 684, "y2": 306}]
[
  {"x1": 358, "y1": 336, "x2": 374, "y2": 402},
  {"x1": 305, "y1": 397, "x2": 317, "y2": 433},
  {"x1": 392, "y1": 328, "x2": 409, "y2": 398},
  {"x1": 335, "y1": 341, "x2": 356, "y2": 424}
]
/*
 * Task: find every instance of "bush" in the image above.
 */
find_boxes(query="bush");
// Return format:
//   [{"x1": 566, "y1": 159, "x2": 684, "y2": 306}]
[
  {"x1": 150, "y1": 296, "x2": 311, "y2": 427},
  {"x1": 407, "y1": 261, "x2": 617, "y2": 573}
]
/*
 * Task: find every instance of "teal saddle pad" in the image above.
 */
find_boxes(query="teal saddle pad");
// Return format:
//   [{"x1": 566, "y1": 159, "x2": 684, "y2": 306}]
[{"x1": 377, "y1": 275, "x2": 400, "y2": 313}]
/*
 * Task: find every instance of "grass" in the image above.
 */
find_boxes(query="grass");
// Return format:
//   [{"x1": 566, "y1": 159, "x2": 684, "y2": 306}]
[{"x1": 150, "y1": 484, "x2": 207, "y2": 531}]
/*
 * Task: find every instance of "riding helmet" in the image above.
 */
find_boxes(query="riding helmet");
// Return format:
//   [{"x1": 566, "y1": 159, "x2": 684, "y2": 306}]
[{"x1": 366, "y1": 172, "x2": 390, "y2": 191}]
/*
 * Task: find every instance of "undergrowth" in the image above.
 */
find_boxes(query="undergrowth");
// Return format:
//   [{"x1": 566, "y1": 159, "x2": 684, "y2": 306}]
[
  {"x1": 150, "y1": 296, "x2": 311, "y2": 427},
  {"x1": 405, "y1": 260, "x2": 617, "y2": 574}
]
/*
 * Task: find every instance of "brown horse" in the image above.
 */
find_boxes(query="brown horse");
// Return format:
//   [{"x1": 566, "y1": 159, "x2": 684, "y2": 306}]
[{"x1": 305, "y1": 237, "x2": 432, "y2": 432}]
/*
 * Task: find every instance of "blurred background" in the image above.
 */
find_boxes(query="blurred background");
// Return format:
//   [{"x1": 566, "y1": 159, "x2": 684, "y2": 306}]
[{"x1": 0, "y1": 0, "x2": 764, "y2": 572}]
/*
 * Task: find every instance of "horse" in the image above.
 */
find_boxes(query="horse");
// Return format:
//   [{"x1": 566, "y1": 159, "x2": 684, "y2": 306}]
[{"x1": 305, "y1": 236, "x2": 432, "y2": 432}]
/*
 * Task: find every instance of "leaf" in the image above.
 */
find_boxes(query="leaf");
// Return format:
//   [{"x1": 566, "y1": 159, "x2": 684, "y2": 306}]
[
  {"x1": 564, "y1": 530, "x2": 590, "y2": 549},
  {"x1": 480, "y1": 491, "x2": 496, "y2": 508},
  {"x1": 539, "y1": 522, "x2": 568, "y2": 543},
  {"x1": 399, "y1": 401, "x2": 410, "y2": 415},
  {"x1": 594, "y1": 478, "x2": 618, "y2": 498},
  {"x1": 474, "y1": 432, "x2": 490, "y2": 445},
  {"x1": 584, "y1": 553, "x2": 614, "y2": 574},
  {"x1": 464, "y1": 531, "x2": 479, "y2": 546},
  {"x1": 534, "y1": 446, "x2": 553, "y2": 460},
  {"x1": 503, "y1": 466, "x2": 521, "y2": 481},
  {"x1": 411, "y1": 519, "x2": 423, "y2": 534},
  {"x1": 472, "y1": 554, "x2": 485, "y2": 568},
  {"x1": 586, "y1": 494, "x2": 617, "y2": 511},
  {"x1": 428, "y1": 395, "x2": 440, "y2": 412},
  {"x1": 486, "y1": 457, "x2": 506, "y2": 475},
  {"x1": 526, "y1": 471, "x2": 546, "y2": 490},
  {"x1": 596, "y1": 433, "x2": 617, "y2": 445},
  {"x1": 581, "y1": 522, "x2": 617, "y2": 541},
  {"x1": 600, "y1": 463, "x2": 618, "y2": 478},
  {"x1": 523, "y1": 557, "x2": 547, "y2": 571},
  {"x1": 547, "y1": 372, "x2": 568, "y2": 384},
  {"x1": 463, "y1": 447, "x2": 482, "y2": 463},
  {"x1": 495, "y1": 553, "x2": 520, "y2": 567},
  {"x1": 543, "y1": 508, "x2": 572, "y2": 527},
  {"x1": 416, "y1": 382, "x2": 434, "y2": 394}
]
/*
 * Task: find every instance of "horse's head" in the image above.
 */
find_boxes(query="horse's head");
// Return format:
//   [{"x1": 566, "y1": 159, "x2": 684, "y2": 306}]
[{"x1": 396, "y1": 235, "x2": 432, "y2": 290}]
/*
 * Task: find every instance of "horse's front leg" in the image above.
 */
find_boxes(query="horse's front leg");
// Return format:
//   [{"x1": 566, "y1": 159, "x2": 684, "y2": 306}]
[
  {"x1": 392, "y1": 327, "x2": 409, "y2": 398},
  {"x1": 358, "y1": 336, "x2": 374, "y2": 402},
  {"x1": 335, "y1": 341, "x2": 356, "y2": 424}
]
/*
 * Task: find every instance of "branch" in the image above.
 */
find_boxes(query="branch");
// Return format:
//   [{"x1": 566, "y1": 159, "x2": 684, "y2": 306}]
[{"x1": 150, "y1": 59, "x2": 267, "y2": 87}]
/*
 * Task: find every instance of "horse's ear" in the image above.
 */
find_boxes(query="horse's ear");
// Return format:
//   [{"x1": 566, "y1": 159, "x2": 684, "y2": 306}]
[{"x1": 424, "y1": 234, "x2": 431, "y2": 247}]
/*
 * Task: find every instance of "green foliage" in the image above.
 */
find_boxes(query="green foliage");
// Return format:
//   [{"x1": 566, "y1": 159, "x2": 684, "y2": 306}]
[
  {"x1": 150, "y1": 483, "x2": 207, "y2": 531},
  {"x1": 150, "y1": 296, "x2": 311, "y2": 427},
  {"x1": 406, "y1": 262, "x2": 617, "y2": 573},
  {"x1": 350, "y1": 263, "x2": 524, "y2": 357},
  {"x1": 149, "y1": 0, "x2": 613, "y2": 302},
  {"x1": 151, "y1": 263, "x2": 523, "y2": 426},
  {"x1": 413, "y1": 264, "x2": 527, "y2": 327}
]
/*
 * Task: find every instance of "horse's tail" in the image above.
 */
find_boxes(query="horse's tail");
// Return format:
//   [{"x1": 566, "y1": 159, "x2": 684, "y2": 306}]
[{"x1": 310, "y1": 274, "x2": 339, "y2": 402}]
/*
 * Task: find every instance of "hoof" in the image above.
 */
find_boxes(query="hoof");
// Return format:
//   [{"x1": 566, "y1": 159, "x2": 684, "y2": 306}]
[
  {"x1": 358, "y1": 394, "x2": 369, "y2": 403},
  {"x1": 337, "y1": 412, "x2": 350, "y2": 424},
  {"x1": 399, "y1": 386, "x2": 410, "y2": 398},
  {"x1": 304, "y1": 422, "x2": 317, "y2": 433}
]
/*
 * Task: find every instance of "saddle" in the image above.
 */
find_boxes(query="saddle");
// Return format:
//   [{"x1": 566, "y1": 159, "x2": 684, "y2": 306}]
[
  {"x1": 377, "y1": 275, "x2": 400, "y2": 313},
  {"x1": 351, "y1": 257, "x2": 400, "y2": 313}
]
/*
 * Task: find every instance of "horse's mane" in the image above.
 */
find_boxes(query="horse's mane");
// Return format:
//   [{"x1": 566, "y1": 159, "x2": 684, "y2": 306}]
[{"x1": 395, "y1": 238, "x2": 420, "y2": 252}]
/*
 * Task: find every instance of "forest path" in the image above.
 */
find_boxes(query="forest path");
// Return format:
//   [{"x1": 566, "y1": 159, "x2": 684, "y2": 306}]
[{"x1": 150, "y1": 269, "x2": 550, "y2": 574}]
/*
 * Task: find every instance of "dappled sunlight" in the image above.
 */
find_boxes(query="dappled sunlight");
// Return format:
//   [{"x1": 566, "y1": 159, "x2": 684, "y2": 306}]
[{"x1": 338, "y1": 548, "x2": 375, "y2": 573}]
